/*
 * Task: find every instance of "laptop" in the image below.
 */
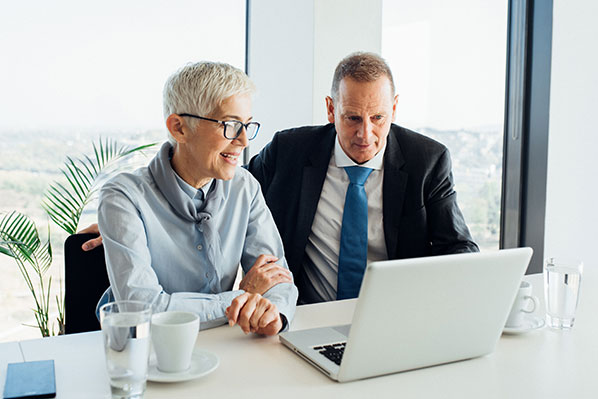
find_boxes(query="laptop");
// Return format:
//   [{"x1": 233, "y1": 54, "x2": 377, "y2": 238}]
[{"x1": 280, "y1": 247, "x2": 533, "y2": 382}]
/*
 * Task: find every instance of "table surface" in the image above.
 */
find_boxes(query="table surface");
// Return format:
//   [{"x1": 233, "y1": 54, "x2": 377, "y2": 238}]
[{"x1": 1, "y1": 272, "x2": 597, "y2": 399}]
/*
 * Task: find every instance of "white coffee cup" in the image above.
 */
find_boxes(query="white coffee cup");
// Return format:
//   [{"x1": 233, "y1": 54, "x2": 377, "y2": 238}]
[
  {"x1": 151, "y1": 311, "x2": 200, "y2": 373},
  {"x1": 505, "y1": 281, "x2": 539, "y2": 327}
]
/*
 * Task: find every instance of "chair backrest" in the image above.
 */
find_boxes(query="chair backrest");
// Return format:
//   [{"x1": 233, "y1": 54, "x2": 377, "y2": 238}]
[{"x1": 64, "y1": 233, "x2": 110, "y2": 334}]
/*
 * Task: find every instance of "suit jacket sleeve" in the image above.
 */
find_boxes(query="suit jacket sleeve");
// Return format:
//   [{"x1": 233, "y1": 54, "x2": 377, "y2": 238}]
[{"x1": 425, "y1": 148, "x2": 479, "y2": 255}]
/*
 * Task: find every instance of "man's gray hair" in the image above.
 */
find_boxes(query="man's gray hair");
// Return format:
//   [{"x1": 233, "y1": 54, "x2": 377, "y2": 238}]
[
  {"x1": 162, "y1": 61, "x2": 256, "y2": 143},
  {"x1": 330, "y1": 52, "x2": 395, "y2": 101}
]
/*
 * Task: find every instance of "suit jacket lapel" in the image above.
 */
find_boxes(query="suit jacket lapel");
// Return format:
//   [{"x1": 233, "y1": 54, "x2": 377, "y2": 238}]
[
  {"x1": 383, "y1": 125, "x2": 407, "y2": 259},
  {"x1": 294, "y1": 126, "x2": 336, "y2": 259}
]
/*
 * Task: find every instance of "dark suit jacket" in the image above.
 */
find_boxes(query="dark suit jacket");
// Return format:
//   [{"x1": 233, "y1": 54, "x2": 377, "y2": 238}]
[{"x1": 247, "y1": 123, "x2": 479, "y2": 303}]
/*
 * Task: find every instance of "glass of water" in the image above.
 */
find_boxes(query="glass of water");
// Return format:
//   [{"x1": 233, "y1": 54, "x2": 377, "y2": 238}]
[
  {"x1": 100, "y1": 300, "x2": 152, "y2": 399},
  {"x1": 544, "y1": 258, "x2": 583, "y2": 329}
]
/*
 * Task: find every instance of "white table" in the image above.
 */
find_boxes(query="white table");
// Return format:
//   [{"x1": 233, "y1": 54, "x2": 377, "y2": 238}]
[{"x1": 5, "y1": 272, "x2": 598, "y2": 398}]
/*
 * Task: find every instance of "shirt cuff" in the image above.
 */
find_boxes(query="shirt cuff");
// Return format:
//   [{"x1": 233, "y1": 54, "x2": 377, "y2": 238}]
[{"x1": 279, "y1": 313, "x2": 289, "y2": 333}]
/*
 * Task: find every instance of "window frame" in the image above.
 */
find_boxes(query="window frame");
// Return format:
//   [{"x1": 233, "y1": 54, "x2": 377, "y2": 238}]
[{"x1": 501, "y1": 0, "x2": 553, "y2": 273}]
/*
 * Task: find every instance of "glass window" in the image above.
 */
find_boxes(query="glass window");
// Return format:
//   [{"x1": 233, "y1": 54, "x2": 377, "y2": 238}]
[
  {"x1": 0, "y1": 0, "x2": 246, "y2": 341},
  {"x1": 382, "y1": 0, "x2": 508, "y2": 251}
]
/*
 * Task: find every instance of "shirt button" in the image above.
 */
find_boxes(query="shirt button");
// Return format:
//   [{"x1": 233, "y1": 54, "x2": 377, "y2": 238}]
[
  {"x1": 197, "y1": 244, "x2": 203, "y2": 251},
  {"x1": 205, "y1": 272, "x2": 210, "y2": 278}
]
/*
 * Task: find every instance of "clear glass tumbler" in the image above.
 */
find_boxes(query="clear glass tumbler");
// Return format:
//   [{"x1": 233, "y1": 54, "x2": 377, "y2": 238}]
[
  {"x1": 544, "y1": 257, "x2": 583, "y2": 329},
  {"x1": 100, "y1": 300, "x2": 152, "y2": 399}
]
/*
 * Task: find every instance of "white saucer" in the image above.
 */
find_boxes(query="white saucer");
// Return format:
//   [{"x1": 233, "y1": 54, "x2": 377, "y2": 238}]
[
  {"x1": 147, "y1": 349, "x2": 219, "y2": 383},
  {"x1": 503, "y1": 315, "x2": 545, "y2": 335}
]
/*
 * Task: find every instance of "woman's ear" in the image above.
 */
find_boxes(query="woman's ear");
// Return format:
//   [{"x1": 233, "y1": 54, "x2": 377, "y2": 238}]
[{"x1": 166, "y1": 114, "x2": 188, "y2": 143}]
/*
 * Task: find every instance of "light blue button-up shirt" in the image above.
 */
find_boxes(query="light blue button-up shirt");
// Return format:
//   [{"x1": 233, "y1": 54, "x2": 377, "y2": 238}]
[{"x1": 97, "y1": 142, "x2": 298, "y2": 330}]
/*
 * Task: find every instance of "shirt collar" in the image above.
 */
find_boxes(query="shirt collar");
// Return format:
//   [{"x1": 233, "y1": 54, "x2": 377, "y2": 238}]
[
  {"x1": 334, "y1": 134, "x2": 386, "y2": 170},
  {"x1": 173, "y1": 169, "x2": 213, "y2": 201}
]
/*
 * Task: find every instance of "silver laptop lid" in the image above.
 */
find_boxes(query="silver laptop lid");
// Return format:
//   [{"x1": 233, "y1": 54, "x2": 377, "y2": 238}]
[{"x1": 337, "y1": 248, "x2": 533, "y2": 382}]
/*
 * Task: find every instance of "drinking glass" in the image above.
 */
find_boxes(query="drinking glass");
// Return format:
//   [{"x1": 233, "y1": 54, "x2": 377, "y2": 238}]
[
  {"x1": 100, "y1": 300, "x2": 152, "y2": 399},
  {"x1": 544, "y1": 257, "x2": 583, "y2": 329}
]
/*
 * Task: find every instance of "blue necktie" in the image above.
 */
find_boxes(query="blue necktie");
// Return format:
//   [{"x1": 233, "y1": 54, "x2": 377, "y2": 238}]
[{"x1": 337, "y1": 166, "x2": 373, "y2": 300}]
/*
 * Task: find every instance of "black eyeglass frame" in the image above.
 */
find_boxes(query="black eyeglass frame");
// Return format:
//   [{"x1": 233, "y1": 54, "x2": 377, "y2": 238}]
[{"x1": 178, "y1": 113, "x2": 260, "y2": 141}]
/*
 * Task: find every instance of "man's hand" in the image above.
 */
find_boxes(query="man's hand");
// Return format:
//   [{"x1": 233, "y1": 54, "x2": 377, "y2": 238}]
[
  {"x1": 239, "y1": 254, "x2": 292, "y2": 295},
  {"x1": 225, "y1": 292, "x2": 282, "y2": 336},
  {"x1": 78, "y1": 223, "x2": 102, "y2": 251}
]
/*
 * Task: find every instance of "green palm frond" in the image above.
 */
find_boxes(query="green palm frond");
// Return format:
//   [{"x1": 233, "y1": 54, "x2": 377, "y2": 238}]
[
  {"x1": 0, "y1": 215, "x2": 13, "y2": 255},
  {"x1": 0, "y1": 211, "x2": 53, "y2": 336},
  {"x1": 42, "y1": 138, "x2": 157, "y2": 234},
  {"x1": 1, "y1": 241, "x2": 15, "y2": 257},
  {"x1": 0, "y1": 212, "x2": 39, "y2": 264},
  {"x1": 0, "y1": 211, "x2": 52, "y2": 273}
]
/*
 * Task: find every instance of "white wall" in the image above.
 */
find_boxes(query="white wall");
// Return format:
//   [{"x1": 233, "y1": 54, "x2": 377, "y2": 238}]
[
  {"x1": 544, "y1": 0, "x2": 598, "y2": 265},
  {"x1": 312, "y1": 0, "x2": 382, "y2": 124},
  {"x1": 246, "y1": 0, "x2": 382, "y2": 158},
  {"x1": 246, "y1": 0, "x2": 315, "y2": 157}
]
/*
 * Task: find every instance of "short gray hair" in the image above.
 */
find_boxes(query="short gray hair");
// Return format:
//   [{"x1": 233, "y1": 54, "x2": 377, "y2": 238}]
[
  {"x1": 162, "y1": 61, "x2": 256, "y2": 143},
  {"x1": 330, "y1": 52, "x2": 395, "y2": 102}
]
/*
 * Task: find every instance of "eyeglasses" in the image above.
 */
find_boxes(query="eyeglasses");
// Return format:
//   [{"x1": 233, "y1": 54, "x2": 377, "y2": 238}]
[{"x1": 178, "y1": 113, "x2": 260, "y2": 141}]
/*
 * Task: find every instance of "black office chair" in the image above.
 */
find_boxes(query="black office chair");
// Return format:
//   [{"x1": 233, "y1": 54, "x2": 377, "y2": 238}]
[{"x1": 64, "y1": 233, "x2": 110, "y2": 334}]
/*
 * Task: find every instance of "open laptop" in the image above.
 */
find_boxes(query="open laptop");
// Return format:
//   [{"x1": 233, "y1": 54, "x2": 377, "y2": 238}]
[{"x1": 280, "y1": 247, "x2": 533, "y2": 382}]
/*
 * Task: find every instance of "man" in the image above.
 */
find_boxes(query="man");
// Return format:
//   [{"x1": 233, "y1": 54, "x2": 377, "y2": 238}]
[{"x1": 246, "y1": 52, "x2": 478, "y2": 304}]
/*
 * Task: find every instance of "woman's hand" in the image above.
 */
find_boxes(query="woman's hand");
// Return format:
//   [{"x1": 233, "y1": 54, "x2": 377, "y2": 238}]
[{"x1": 225, "y1": 292, "x2": 283, "y2": 336}]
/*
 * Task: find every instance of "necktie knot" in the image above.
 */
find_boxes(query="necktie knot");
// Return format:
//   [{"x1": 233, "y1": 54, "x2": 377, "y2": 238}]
[{"x1": 344, "y1": 166, "x2": 373, "y2": 186}]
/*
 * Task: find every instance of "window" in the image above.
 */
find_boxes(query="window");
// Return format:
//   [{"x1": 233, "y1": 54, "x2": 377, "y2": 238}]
[
  {"x1": 0, "y1": 0, "x2": 246, "y2": 341},
  {"x1": 382, "y1": 0, "x2": 508, "y2": 250}
]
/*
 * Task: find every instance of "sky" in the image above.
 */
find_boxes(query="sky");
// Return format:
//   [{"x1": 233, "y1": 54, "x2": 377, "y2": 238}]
[
  {"x1": 0, "y1": 0, "x2": 246, "y2": 132},
  {"x1": 0, "y1": 0, "x2": 508, "y2": 133}
]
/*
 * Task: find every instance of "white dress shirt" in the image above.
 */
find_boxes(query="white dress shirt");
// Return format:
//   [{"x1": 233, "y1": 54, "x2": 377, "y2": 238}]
[{"x1": 302, "y1": 136, "x2": 388, "y2": 301}]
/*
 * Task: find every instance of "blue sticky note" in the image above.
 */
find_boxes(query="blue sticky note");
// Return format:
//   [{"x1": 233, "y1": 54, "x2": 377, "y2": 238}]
[{"x1": 3, "y1": 360, "x2": 56, "y2": 399}]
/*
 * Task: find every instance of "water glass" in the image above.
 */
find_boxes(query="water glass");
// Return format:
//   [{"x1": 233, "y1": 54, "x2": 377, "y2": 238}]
[
  {"x1": 544, "y1": 257, "x2": 583, "y2": 329},
  {"x1": 100, "y1": 300, "x2": 152, "y2": 399}
]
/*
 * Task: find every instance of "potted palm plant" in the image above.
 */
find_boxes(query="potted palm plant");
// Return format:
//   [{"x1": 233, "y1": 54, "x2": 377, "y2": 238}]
[{"x1": 0, "y1": 138, "x2": 156, "y2": 336}]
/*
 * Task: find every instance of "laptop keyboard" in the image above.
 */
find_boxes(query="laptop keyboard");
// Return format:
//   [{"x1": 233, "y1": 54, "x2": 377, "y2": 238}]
[{"x1": 313, "y1": 342, "x2": 346, "y2": 366}]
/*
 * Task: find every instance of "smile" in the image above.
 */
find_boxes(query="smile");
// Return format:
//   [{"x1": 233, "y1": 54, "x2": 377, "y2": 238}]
[{"x1": 220, "y1": 152, "x2": 240, "y2": 164}]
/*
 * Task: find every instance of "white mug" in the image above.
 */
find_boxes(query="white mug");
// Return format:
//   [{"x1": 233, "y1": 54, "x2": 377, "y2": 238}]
[
  {"x1": 151, "y1": 311, "x2": 200, "y2": 373},
  {"x1": 505, "y1": 281, "x2": 539, "y2": 327}
]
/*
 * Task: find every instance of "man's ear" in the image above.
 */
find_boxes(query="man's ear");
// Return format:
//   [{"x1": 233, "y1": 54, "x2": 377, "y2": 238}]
[
  {"x1": 325, "y1": 96, "x2": 336, "y2": 124},
  {"x1": 166, "y1": 114, "x2": 188, "y2": 143},
  {"x1": 391, "y1": 94, "x2": 399, "y2": 122}
]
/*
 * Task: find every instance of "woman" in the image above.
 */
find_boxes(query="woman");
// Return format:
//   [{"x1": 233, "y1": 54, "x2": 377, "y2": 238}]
[{"x1": 97, "y1": 62, "x2": 297, "y2": 336}]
